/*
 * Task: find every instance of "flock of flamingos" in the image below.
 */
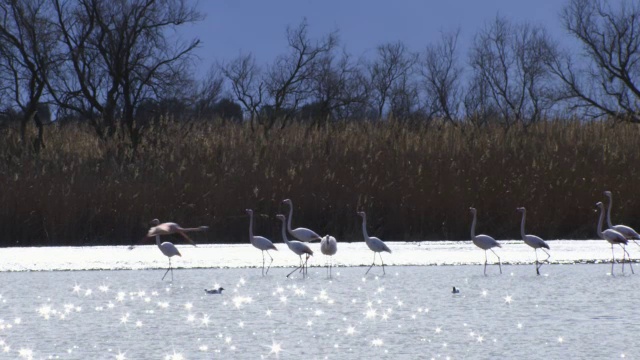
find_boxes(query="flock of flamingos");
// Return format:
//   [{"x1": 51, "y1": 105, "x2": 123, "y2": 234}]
[{"x1": 129, "y1": 191, "x2": 640, "y2": 281}]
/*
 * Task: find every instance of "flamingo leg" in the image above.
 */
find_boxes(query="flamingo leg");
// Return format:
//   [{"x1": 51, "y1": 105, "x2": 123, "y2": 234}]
[
  {"x1": 162, "y1": 257, "x2": 173, "y2": 281},
  {"x1": 380, "y1": 253, "x2": 386, "y2": 275},
  {"x1": 483, "y1": 250, "x2": 488, "y2": 276},
  {"x1": 537, "y1": 248, "x2": 551, "y2": 274},
  {"x1": 325, "y1": 256, "x2": 329, "y2": 278},
  {"x1": 490, "y1": 249, "x2": 502, "y2": 274},
  {"x1": 265, "y1": 250, "x2": 274, "y2": 275},
  {"x1": 287, "y1": 255, "x2": 304, "y2": 278},
  {"x1": 261, "y1": 251, "x2": 266, "y2": 276},
  {"x1": 303, "y1": 254, "x2": 310, "y2": 278},
  {"x1": 611, "y1": 244, "x2": 616, "y2": 275},
  {"x1": 621, "y1": 245, "x2": 634, "y2": 274},
  {"x1": 541, "y1": 248, "x2": 551, "y2": 263},
  {"x1": 365, "y1": 252, "x2": 376, "y2": 275},
  {"x1": 535, "y1": 249, "x2": 540, "y2": 275},
  {"x1": 178, "y1": 231, "x2": 195, "y2": 245}
]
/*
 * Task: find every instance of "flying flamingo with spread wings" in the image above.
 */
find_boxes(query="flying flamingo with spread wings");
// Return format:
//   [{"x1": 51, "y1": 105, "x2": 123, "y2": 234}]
[{"x1": 129, "y1": 219, "x2": 208, "y2": 281}]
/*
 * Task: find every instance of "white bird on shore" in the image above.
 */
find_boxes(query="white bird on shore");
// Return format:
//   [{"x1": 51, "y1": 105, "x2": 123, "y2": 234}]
[
  {"x1": 276, "y1": 214, "x2": 313, "y2": 278},
  {"x1": 320, "y1": 235, "x2": 338, "y2": 278},
  {"x1": 469, "y1": 207, "x2": 502, "y2": 275},
  {"x1": 129, "y1": 219, "x2": 206, "y2": 281},
  {"x1": 205, "y1": 287, "x2": 225, "y2": 294},
  {"x1": 596, "y1": 202, "x2": 633, "y2": 275},
  {"x1": 357, "y1": 211, "x2": 392, "y2": 275},
  {"x1": 246, "y1": 209, "x2": 278, "y2": 276},
  {"x1": 517, "y1": 207, "x2": 550, "y2": 275},
  {"x1": 604, "y1": 191, "x2": 640, "y2": 247},
  {"x1": 282, "y1": 199, "x2": 322, "y2": 242}
]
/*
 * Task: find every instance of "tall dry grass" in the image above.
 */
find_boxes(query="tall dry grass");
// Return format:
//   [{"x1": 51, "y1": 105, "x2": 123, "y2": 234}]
[{"x1": 1, "y1": 119, "x2": 640, "y2": 246}]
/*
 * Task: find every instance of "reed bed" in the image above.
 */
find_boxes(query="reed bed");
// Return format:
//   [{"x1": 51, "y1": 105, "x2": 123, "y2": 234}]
[{"x1": 1, "y1": 119, "x2": 639, "y2": 246}]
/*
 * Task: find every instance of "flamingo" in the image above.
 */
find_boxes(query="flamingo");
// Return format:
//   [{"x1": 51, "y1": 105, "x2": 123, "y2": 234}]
[
  {"x1": 596, "y1": 202, "x2": 633, "y2": 275},
  {"x1": 604, "y1": 191, "x2": 640, "y2": 247},
  {"x1": 469, "y1": 207, "x2": 502, "y2": 275},
  {"x1": 282, "y1": 199, "x2": 322, "y2": 242},
  {"x1": 357, "y1": 211, "x2": 392, "y2": 275},
  {"x1": 516, "y1": 207, "x2": 550, "y2": 275},
  {"x1": 320, "y1": 235, "x2": 338, "y2": 278},
  {"x1": 246, "y1": 209, "x2": 278, "y2": 276},
  {"x1": 276, "y1": 214, "x2": 313, "y2": 278},
  {"x1": 129, "y1": 219, "x2": 207, "y2": 281},
  {"x1": 204, "y1": 287, "x2": 225, "y2": 294}
]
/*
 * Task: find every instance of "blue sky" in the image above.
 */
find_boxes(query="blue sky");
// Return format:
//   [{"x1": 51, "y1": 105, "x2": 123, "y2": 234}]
[{"x1": 184, "y1": 0, "x2": 574, "y2": 67}]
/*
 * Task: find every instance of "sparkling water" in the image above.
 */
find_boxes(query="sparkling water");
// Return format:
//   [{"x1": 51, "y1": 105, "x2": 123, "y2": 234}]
[{"x1": 0, "y1": 241, "x2": 637, "y2": 359}]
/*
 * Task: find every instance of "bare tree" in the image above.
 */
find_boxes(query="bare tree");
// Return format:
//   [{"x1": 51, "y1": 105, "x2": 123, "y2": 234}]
[
  {"x1": 469, "y1": 16, "x2": 556, "y2": 128},
  {"x1": 49, "y1": 0, "x2": 203, "y2": 146},
  {"x1": 221, "y1": 52, "x2": 264, "y2": 129},
  {"x1": 388, "y1": 70, "x2": 421, "y2": 121},
  {"x1": 191, "y1": 65, "x2": 224, "y2": 120},
  {"x1": 304, "y1": 50, "x2": 369, "y2": 124},
  {"x1": 420, "y1": 29, "x2": 463, "y2": 124},
  {"x1": 368, "y1": 41, "x2": 418, "y2": 119},
  {"x1": 0, "y1": 0, "x2": 59, "y2": 151},
  {"x1": 549, "y1": 0, "x2": 640, "y2": 122},
  {"x1": 264, "y1": 19, "x2": 338, "y2": 129}
]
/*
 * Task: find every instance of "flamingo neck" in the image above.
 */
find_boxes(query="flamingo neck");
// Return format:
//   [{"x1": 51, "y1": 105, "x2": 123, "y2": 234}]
[
  {"x1": 248, "y1": 212, "x2": 254, "y2": 240},
  {"x1": 519, "y1": 211, "x2": 526, "y2": 240},
  {"x1": 155, "y1": 235, "x2": 161, "y2": 248},
  {"x1": 606, "y1": 195, "x2": 614, "y2": 228},
  {"x1": 470, "y1": 212, "x2": 476, "y2": 239},
  {"x1": 280, "y1": 219, "x2": 290, "y2": 245},
  {"x1": 361, "y1": 215, "x2": 369, "y2": 240},
  {"x1": 287, "y1": 203, "x2": 294, "y2": 234},
  {"x1": 597, "y1": 206, "x2": 605, "y2": 238}
]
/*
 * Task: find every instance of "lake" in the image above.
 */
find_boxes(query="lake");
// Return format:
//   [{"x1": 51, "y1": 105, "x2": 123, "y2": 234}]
[{"x1": 0, "y1": 241, "x2": 637, "y2": 359}]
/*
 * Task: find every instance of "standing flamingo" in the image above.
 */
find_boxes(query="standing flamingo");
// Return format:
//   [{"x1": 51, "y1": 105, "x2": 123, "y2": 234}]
[
  {"x1": 517, "y1": 207, "x2": 550, "y2": 275},
  {"x1": 469, "y1": 208, "x2": 502, "y2": 275},
  {"x1": 129, "y1": 219, "x2": 207, "y2": 281},
  {"x1": 276, "y1": 214, "x2": 313, "y2": 278},
  {"x1": 596, "y1": 202, "x2": 633, "y2": 275},
  {"x1": 246, "y1": 209, "x2": 278, "y2": 276},
  {"x1": 604, "y1": 191, "x2": 640, "y2": 247},
  {"x1": 282, "y1": 199, "x2": 322, "y2": 242},
  {"x1": 357, "y1": 211, "x2": 392, "y2": 275},
  {"x1": 320, "y1": 235, "x2": 338, "y2": 278}
]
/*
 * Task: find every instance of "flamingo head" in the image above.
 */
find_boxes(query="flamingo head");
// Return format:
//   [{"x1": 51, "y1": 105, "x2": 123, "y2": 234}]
[
  {"x1": 357, "y1": 211, "x2": 365, "y2": 218},
  {"x1": 282, "y1": 199, "x2": 292, "y2": 206},
  {"x1": 595, "y1": 201, "x2": 603, "y2": 210},
  {"x1": 516, "y1": 207, "x2": 525, "y2": 213},
  {"x1": 276, "y1": 214, "x2": 286, "y2": 222},
  {"x1": 469, "y1": 207, "x2": 476, "y2": 214},
  {"x1": 604, "y1": 190, "x2": 612, "y2": 197},
  {"x1": 149, "y1": 219, "x2": 160, "y2": 226},
  {"x1": 245, "y1": 209, "x2": 253, "y2": 215}
]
